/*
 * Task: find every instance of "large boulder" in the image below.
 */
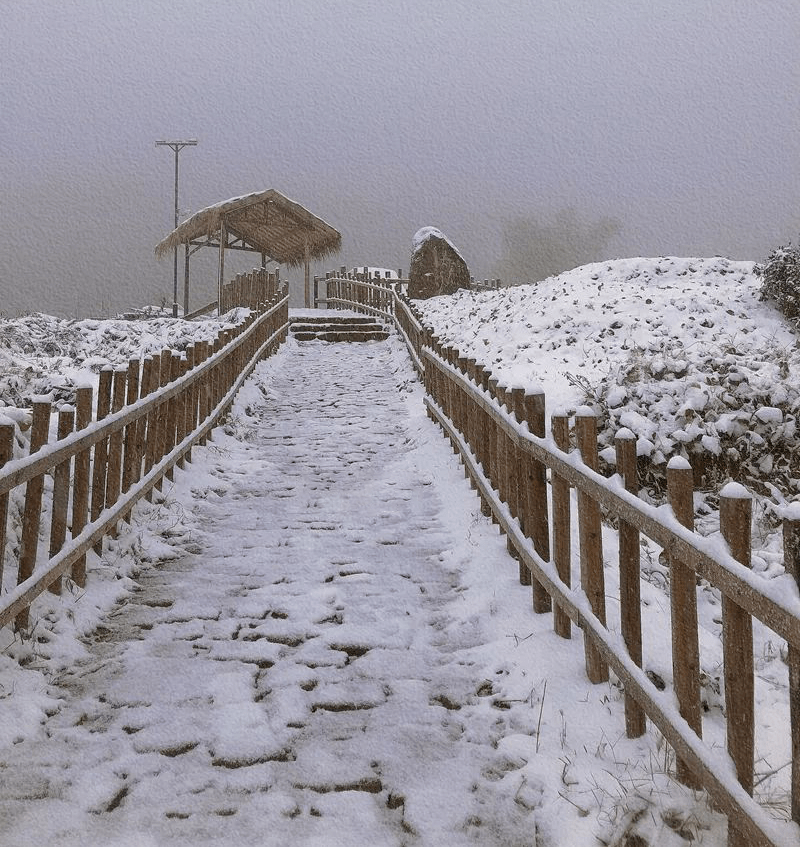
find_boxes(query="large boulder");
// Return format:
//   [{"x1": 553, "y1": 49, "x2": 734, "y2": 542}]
[{"x1": 408, "y1": 226, "x2": 471, "y2": 299}]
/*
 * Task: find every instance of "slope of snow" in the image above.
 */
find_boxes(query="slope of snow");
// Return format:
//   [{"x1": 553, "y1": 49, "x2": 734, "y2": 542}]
[
  {"x1": 0, "y1": 309, "x2": 250, "y2": 412},
  {"x1": 0, "y1": 266, "x2": 797, "y2": 842},
  {"x1": 0, "y1": 335, "x2": 740, "y2": 846},
  {"x1": 418, "y1": 257, "x2": 800, "y2": 505}
]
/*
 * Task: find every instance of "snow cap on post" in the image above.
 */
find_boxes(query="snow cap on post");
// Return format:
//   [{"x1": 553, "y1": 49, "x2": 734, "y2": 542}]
[{"x1": 720, "y1": 481, "x2": 751, "y2": 500}]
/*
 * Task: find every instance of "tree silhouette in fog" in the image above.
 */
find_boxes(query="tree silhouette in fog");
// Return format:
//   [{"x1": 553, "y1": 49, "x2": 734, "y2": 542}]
[{"x1": 500, "y1": 208, "x2": 622, "y2": 285}]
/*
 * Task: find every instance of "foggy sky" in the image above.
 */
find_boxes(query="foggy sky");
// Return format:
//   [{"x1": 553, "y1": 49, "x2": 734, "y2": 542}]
[{"x1": 2, "y1": 1, "x2": 799, "y2": 317}]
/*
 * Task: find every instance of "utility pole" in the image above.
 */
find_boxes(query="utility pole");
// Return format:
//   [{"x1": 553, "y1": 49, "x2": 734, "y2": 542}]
[{"x1": 155, "y1": 139, "x2": 197, "y2": 317}]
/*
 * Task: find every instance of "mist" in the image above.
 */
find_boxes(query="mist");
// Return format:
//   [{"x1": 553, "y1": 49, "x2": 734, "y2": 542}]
[
  {"x1": 500, "y1": 209, "x2": 622, "y2": 285},
  {"x1": 1, "y1": 1, "x2": 799, "y2": 317}
]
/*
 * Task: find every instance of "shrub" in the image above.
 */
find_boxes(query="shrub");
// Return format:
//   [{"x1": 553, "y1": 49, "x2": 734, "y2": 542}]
[{"x1": 755, "y1": 241, "x2": 800, "y2": 321}]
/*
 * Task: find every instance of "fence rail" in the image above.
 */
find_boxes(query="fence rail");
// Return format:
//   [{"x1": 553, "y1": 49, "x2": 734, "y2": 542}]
[
  {"x1": 0, "y1": 282, "x2": 289, "y2": 634},
  {"x1": 324, "y1": 272, "x2": 800, "y2": 847}
]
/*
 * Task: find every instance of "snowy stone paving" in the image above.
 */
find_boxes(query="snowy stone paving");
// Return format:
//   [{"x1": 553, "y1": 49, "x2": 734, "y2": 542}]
[
  {"x1": 0, "y1": 329, "x2": 736, "y2": 846},
  {"x1": 0, "y1": 336, "x2": 558, "y2": 846}
]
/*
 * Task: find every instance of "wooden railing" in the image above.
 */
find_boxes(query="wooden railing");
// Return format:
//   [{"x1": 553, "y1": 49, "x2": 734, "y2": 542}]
[
  {"x1": 324, "y1": 274, "x2": 424, "y2": 373},
  {"x1": 325, "y1": 273, "x2": 800, "y2": 847},
  {"x1": 0, "y1": 290, "x2": 289, "y2": 634},
  {"x1": 219, "y1": 267, "x2": 282, "y2": 315}
]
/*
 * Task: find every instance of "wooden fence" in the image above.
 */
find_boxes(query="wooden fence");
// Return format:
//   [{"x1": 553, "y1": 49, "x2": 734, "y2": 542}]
[
  {"x1": 0, "y1": 285, "x2": 289, "y2": 635},
  {"x1": 218, "y1": 267, "x2": 281, "y2": 315},
  {"x1": 324, "y1": 273, "x2": 800, "y2": 847}
]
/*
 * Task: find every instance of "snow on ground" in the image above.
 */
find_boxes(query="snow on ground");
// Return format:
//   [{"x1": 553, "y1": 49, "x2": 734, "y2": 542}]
[
  {"x1": 0, "y1": 328, "x2": 731, "y2": 845},
  {"x1": 414, "y1": 257, "x2": 800, "y2": 838},
  {"x1": 0, "y1": 262, "x2": 798, "y2": 843},
  {"x1": 0, "y1": 308, "x2": 250, "y2": 412},
  {"x1": 417, "y1": 257, "x2": 800, "y2": 508}
]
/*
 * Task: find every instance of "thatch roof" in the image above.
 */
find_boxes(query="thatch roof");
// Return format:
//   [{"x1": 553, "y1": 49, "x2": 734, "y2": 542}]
[{"x1": 154, "y1": 188, "x2": 341, "y2": 267}]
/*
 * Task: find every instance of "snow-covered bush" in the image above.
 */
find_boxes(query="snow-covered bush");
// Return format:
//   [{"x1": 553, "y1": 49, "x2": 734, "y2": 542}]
[{"x1": 756, "y1": 241, "x2": 800, "y2": 322}]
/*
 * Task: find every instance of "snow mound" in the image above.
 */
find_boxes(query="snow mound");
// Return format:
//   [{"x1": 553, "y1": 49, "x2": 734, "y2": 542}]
[
  {"x1": 418, "y1": 256, "x2": 800, "y2": 502},
  {"x1": 0, "y1": 309, "x2": 249, "y2": 412}
]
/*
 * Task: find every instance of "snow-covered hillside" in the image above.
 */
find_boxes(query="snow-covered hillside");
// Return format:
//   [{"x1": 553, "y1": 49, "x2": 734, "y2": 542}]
[
  {"x1": 0, "y1": 275, "x2": 797, "y2": 843},
  {"x1": 0, "y1": 308, "x2": 249, "y2": 412},
  {"x1": 418, "y1": 257, "x2": 800, "y2": 508}
]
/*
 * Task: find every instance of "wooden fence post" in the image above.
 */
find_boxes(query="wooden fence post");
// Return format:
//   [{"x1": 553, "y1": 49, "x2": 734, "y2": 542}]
[
  {"x1": 551, "y1": 413, "x2": 571, "y2": 639},
  {"x1": 121, "y1": 358, "x2": 140, "y2": 511},
  {"x1": 197, "y1": 341, "x2": 209, "y2": 446},
  {"x1": 0, "y1": 419, "x2": 14, "y2": 588},
  {"x1": 496, "y1": 383, "x2": 510, "y2": 506},
  {"x1": 143, "y1": 355, "x2": 161, "y2": 495},
  {"x1": 457, "y1": 356, "x2": 471, "y2": 480},
  {"x1": 104, "y1": 367, "x2": 127, "y2": 533},
  {"x1": 154, "y1": 348, "x2": 172, "y2": 484},
  {"x1": 616, "y1": 430, "x2": 646, "y2": 739},
  {"x1": 16, "y1": 399, "x2": 51, "y2": 631},
  {"x1": 465, "y1": 358, "x2": 478, "y2": 462},
  {"x1": 667, "y1": 455, "x2": 703, "y2": 784},
  {"x1": 720, "y1": 483, "x2": 754, "y2": 847},
  {"x1": 487, "y1": 377, "x2": 501, "y2": 524},
  {"x1": 71, "y1": 386, "x2": 93, "y2": 587},
  {"x1": 184, "y1": 344, "x2": 196, "y2": 464},
  {"x1": 576, "y1": 409, "x2": 608, "y2": 683},
  {"x1": 509, "y1": 387, "x2": 527, "y2": 581},
  {"x1": 91, "y1": 367, "x2": 113, "y2": 554},
  {"x1": 134, "y1": 357, "x2": 154, "y2": 486},
  {"x1": 165, "y1": 352, "x2": 181, "y2": 481},
  {"x1": 783, "y1": 511, "x2": 800, "y2": 826},
  {"x1": 47, "y1": 406, "x2": 75, "y2": 596},
  {"x1": 522, "y1": 390, "x2": 551, "y2": 612}
]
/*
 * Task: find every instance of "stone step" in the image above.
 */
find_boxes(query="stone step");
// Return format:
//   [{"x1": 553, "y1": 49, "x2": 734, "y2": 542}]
[
  {"x1": 290, "y1": 323, "x2": 386, "y2": 335},
  {"x1": 292, "y1": 330, "x2": 390, "y2": 343},
  {"x1": 289, "y1": 316, "x2": 379, "y2": 326}
]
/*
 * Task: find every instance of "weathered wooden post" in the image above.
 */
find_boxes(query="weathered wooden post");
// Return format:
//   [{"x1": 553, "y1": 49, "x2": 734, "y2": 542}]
[
  {"x1": 104, "y1": 367, "x2": 127, "y2": 529},
  {"x1": 576, "y1": 408, "x2": 607, "y2": 682},
  {"x1": 783, "y1": 508, "x2": 800, "y2": 826},
  {"x1": 133, "y1": 357, "x2": 152, "y2": 487},
  {"x1": 616, "y1": 430, "x2": 646, "y2": 739},
  {"x1": 91, "y1": 367, "x2": 113, "y2": 553},
  {"x1": 196, "y1": 341, "x2": 209, "y2": 445},
  {"x1": 184, "y1": 344, "x2": 196, "y2": 463},
  {"x1": 16, "y1": 399, "x2": 51, "y2": 630},
  {"x1": 48, "y1": 405, "x2": 75, "y2": 596},
  {"x1": 495, "y1": 383, "x2": 510, "y2": 507},
  {"x1": 465, "y1": 358, "x2": 478, "y2": 460},
  {"x1": 0, "y1": 418, "x2": 14, "y2": 587},
  {"x1": 71, "y1": 386, "x2": 93, "y2": 587},
  {"x1": 720, "y1": 483, "x2": 754, "y2": 847},
  {"x1": 121, "y1": 358, "x2": 140, "y2": 507},
  {"x1": 487, "y1": 377, "x2": 501, "y2": 522},
  {"x1": 522, "y1": 389, "x2": 551, "y2": 612},
  {"x1": 165, "y1": 351, "x2": 181, "y2": 481},
  {"x1": 143, "y1": 355, "x2": 161, "y2": 491},
  {"x1": 551, "y1": 412, "x2": 571, "y2": 638},
  {"x1": 154, "y1": 348, "x2": 173, "y2": 484},
  {"x1": 666, "y1": 454, "x2": 703, "y2": 782}
]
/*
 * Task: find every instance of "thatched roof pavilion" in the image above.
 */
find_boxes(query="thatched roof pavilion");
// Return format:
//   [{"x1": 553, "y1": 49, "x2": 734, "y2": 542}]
[{"x1": 155, "y1": 189, "x2": 341, "y2": 310}]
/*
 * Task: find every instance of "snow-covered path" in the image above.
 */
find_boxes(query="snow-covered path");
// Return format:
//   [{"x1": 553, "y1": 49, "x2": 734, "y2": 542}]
[{"x1": 0, "y1": 337, "x2": 556, "y2": 846}]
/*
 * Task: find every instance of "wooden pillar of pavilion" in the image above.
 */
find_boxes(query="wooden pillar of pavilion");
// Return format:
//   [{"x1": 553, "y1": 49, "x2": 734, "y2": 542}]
[
  {"x1": 217, "y1": 218, "x2": 227, "y2": 312},
  {"x1": 304, "y1": 239, "x2": 311, "y2": 309},
  {"x1": 183, "y1": 243, "x2": 190, "y2": 316}
]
